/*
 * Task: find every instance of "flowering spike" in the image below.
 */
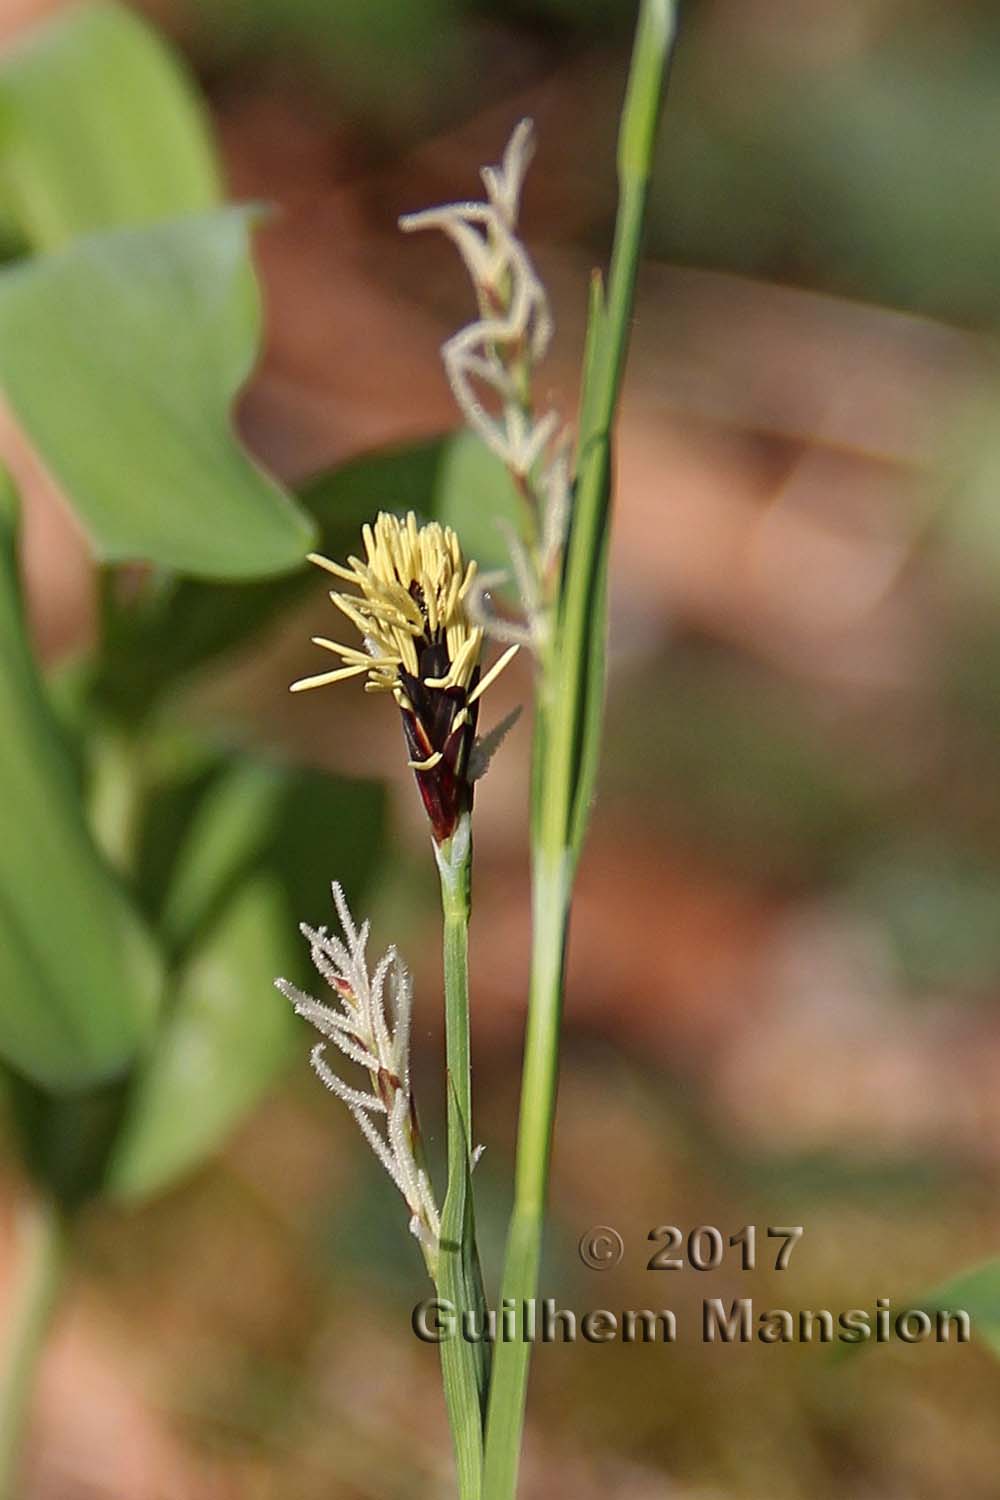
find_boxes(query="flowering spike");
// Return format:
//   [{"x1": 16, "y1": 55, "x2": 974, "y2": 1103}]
[
  {"x1": 276, "y1": 886, "x2": 439, "y2": 1272},
  {"x1": 399, "y1": 120, "x2": 553, "y2": 479},
  {"x1": 291, "y1": 511, "x2": 518, "y2": 841},
  {"x1": 400, "y1": 120, "x2": 570, "y2": 653}
]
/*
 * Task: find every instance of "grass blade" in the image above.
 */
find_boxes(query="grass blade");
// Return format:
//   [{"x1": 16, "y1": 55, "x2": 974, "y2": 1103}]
[{"x1": 482, "y1": 6, "x2": 678, "y2": 1496}]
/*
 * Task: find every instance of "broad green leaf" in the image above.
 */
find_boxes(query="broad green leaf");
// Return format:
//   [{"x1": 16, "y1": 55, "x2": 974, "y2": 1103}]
[
  {"x1": 0, "y1": 472, "x2": 160, "y2": 1090},
  {"x1": 0, "y1": 2, "x2": 219, "y2": 250},
  {"x1": 107, "y1": 873, "x2": 294, "y2": 1200},
  {"x1": 0, "y1": 208, "x2": 315, "y2": 576},
  {"x1": 107, "y1": 758, "x2": 387, "y2": 1198}
]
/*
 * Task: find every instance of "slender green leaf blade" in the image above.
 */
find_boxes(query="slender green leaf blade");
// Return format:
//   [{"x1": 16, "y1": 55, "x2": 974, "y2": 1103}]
[
  {"x1": 0, "y1": 208, "x2": 315, "y2": 576},
  {"x1": 485, "y1": 8, "x2": 678, "y2": 1494},
  {"x1": 566, "y1": 267, "x2": 610, "y2": 863},
  {"x1": 0, "y1": 1, "x2": 219, "y2": 250},
  {"x1": 0, "y1": 472, "x2": 160, "y2": 1089},
  {"x1": 566, "y1": 525, "x2": 609, "y2": 863}
]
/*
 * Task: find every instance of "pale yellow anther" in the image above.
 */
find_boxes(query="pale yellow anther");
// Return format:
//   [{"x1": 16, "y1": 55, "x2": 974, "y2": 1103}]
[
  {"x1": 399, "y1": 635, "x2": 419, "y2": 675},
  {"x1": 290, "y1": 663, "x2": 368, "y2": 692},
  {"x1": 467, "y1": 643, "x2": 520, "y2": 705},
  {"x1": 330, "y1": 595, "x2": 376, "y2": 638},
  {"x1": 407, "y1": 750, "x2": 444, "y2": 771},
  {"x1": 449, "y1": 632, "x2": 482, "y2": 688},
  {"x1": 311, "y1": 638, "x2": 372, "y2": 664},
  {"x1": 294, "y1": 512, "x2": 511, "y2": 724},
  {"x1": 307, "y1": 552, "x2": 358, "y2": 583}
]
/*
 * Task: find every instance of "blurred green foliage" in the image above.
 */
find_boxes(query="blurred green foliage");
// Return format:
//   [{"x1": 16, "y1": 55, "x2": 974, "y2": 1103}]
[
  {"x1": 0, "y1": 476, "x2": 160, "y2": 1092},
  {"x1": 0, "y1": 209, "x2": 315, "y2": 577},
  {"x1": 0, "y1": 1, "x2": 219, "y2": 248},
  {"x1": 110, "y1": 873, "x2": 304, "y2": 1200},
  {"x1": 845, "y1": 843, "x2": 1000, "y2": 994},
  {"x1": 0, "y1": 3, "x2": 383, "y2": 1210},
  {"x1": 0, "y1": 0, "x2": 520, "y2": 1217},
  {"x1": 919, "y1": 1260, "x2": 1000, "y2": 1359},
  {"x1": 651, "y1": 31, "x2": 1000, "y2": 320}
]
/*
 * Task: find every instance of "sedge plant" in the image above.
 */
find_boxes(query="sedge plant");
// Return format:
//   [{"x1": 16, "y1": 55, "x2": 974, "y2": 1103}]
[{"x1": 280, "y1": 2, "x2": 678, "y2": 1494}]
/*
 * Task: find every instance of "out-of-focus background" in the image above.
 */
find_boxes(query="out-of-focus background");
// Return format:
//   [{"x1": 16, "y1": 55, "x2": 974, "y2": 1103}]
[{"x1": 6, "y1": 0, "x2": 1000, "y2": 1494}]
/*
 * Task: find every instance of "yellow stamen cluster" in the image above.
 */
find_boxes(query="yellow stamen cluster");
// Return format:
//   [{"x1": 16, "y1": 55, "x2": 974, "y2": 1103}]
[{"x1": 290, "y1": 513, "x2": 517, "y2": 762}]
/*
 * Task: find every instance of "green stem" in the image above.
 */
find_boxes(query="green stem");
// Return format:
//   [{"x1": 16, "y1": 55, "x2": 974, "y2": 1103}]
[
  {"x1": 481, "y1": 851, "x2": 568, "y2": 1496},
  {"x1": 435, "y1": 812, "x2": 488, "y2": 1498},
  {"x1": 0, "y1": 1194, "x2": 67, "y2": 1498},
  {"x1": 437, "y1": 814, "x2": 474, "y2": 1149},
  {"x1": 483, "y1": 6, "x2": 677, "y2": 1496}
]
